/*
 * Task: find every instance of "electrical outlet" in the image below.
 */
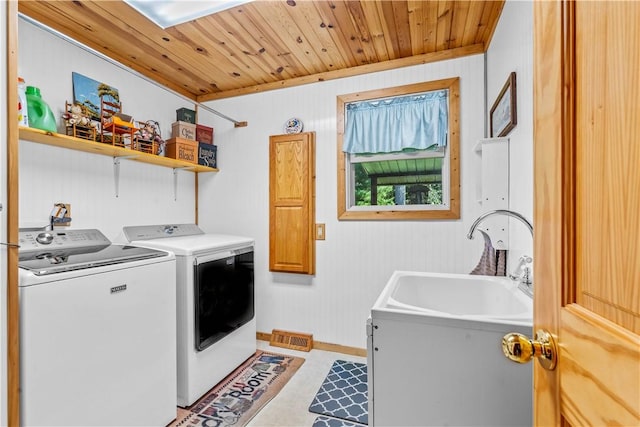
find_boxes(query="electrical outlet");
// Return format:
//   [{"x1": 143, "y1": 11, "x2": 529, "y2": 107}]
[{"x1": 316, "y1": 223, "x2": 325, "y2": 240}]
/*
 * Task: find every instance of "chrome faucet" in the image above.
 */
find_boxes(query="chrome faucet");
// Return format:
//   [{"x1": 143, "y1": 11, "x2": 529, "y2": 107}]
[
  {"x1": 509, "y1": 255, "x2": 533, "y2": 297},
  {"x1": 467, "y1": 209, "x2": 533, "y2": 239},
  {"x1": 509, "y1": 255, "x2": 533, "y2": 282},
  {"x1": 467, "y1": 209, "x2": 534, "y2": 297}
]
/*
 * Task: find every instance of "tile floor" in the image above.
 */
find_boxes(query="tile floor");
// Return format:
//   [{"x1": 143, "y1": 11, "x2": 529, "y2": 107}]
[{"x1": 246, "y1": 340, "x2": 367, "y2": 427}]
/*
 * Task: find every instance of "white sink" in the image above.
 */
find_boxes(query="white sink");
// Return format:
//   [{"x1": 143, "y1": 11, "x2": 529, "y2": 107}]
[
  {"x1": 368, "y1": 271, "x2": 533, "y2": 426},
  {"x1": 373, "y1": 271, "x2": 532, "y2": 324}
]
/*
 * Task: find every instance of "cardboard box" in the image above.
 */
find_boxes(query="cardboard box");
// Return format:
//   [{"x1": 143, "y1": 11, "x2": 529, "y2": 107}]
[
  {"x1": 166, "y1": 137, "x2": 198, "y2": 164},
  {"x1": 196, "y1": 124, "x2": 214, "y2": 144},
  {"x1": 198, "y1": 143, "x2": 217, "y2": 168},
  {"x1": 172, "y1": 121, "x2": 196, "y2": 140},
  {"x1": 176, "y1": 107, "x2": 196, "y2": 124}
]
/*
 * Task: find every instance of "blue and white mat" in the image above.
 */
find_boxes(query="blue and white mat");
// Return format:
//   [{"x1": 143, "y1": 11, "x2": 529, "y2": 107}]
[
  {"x1": 312, "y1": 415, "x2": 364, "y2": 427},
  {"x1": 309, "y1": 360, "x2": 368, "y2": 425}
]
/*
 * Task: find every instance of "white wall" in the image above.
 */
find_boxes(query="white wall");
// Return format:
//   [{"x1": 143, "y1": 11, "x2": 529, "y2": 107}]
[
  {"x1": 199, "y1": 55, "x2": 488, "y2": 349},
  {"x1": 486, "y1": 0, "x2": 534, "y2": 271},
  {"x1": 18, "y1": 19, "x2": 195, "y2": 239}
]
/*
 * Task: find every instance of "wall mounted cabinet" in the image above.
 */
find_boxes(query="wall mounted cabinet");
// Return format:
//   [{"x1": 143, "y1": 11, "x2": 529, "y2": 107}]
[
  {"x1": 473, "y1": 137, "x2": 509, "y2": 248},
  {"x1": 269, "y1": 132, "x2": 316, "y2": 274}
]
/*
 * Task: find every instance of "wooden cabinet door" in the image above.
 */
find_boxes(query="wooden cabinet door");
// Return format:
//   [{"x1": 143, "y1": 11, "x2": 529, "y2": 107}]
[
  {"x1": 269, "y1": 132, "x2": 315, "y2": 274},
  {"x1": 534, "y1": 1, "x2": 640, "y2": 425}
]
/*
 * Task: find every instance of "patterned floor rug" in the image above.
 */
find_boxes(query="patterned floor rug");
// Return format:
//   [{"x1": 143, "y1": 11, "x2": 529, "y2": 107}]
[
  {"x1": 312, "y1": 415, "x2": 366, "y2": 427},
  {"x1": 308, "y1": 360, "x2": 368, "y2": 425},
  {"x1": 170, "y1": 350, "x2": 304, "y2": 427}
]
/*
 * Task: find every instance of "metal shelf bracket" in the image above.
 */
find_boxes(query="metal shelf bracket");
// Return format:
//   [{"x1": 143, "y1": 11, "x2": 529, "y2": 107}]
[
  {"x1": 113, "y1": 155, "x2": 138, "y2": 197},
  {"x1": 173, "y1": 167, "x2": 192, "y2": 201}
]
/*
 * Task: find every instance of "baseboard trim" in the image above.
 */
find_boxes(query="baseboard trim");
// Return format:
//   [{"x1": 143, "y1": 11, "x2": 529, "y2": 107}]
[{"x1": 257, "y1": 331, "x2": 367, "y2": 357}]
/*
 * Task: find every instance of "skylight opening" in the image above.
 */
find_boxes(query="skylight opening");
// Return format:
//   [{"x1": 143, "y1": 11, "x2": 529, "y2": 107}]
[{"x1": 124, "y1": 0, "x2": 252, "y2": 29}]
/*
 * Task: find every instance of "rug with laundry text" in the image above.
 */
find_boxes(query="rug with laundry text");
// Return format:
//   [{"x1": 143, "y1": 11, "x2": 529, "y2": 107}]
[{"x1": 171, "y1": 350, "x2": 304, "y2": 427}]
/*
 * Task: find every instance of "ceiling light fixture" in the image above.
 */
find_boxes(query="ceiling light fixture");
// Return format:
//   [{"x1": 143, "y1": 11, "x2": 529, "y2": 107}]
[{"x1": 123, "y1": 0, "x2": 252, "y2": 29}]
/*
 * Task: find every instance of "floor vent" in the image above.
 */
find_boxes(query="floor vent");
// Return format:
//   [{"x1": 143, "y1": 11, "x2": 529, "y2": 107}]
[{"x1": 270, "y1": 329, "x2": 313, "y2": 352}]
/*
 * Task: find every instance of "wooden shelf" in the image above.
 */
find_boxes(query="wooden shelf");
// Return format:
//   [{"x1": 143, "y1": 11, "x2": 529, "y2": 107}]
[{"x1": 19, "y1": 127, "x2": 218, "y2": 173}]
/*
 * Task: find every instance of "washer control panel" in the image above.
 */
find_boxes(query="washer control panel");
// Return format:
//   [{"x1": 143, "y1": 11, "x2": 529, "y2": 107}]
[{"x1": 19, "y1": 229, "x2": 111, "y2": 253}]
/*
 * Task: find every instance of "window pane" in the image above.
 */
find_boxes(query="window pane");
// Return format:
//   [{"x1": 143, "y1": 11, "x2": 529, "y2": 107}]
[{"x1": 353, "y1": 159, "x2": 443, "y2": 206}]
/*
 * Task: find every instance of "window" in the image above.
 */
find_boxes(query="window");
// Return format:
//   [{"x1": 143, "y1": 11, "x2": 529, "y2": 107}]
[{"x1": 337, "y1": 78, "x2": 460, "y2": 220}]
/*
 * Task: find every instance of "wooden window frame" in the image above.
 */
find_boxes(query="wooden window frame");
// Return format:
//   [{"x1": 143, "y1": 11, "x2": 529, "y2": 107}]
[{"x1": 337, "y1": 77, "x2": 460, "y2": 220}]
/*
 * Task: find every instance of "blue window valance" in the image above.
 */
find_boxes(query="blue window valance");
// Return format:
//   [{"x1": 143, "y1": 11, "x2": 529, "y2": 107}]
[{"x1": 343, "y1": 89, "x2": 448, "y2": 154}]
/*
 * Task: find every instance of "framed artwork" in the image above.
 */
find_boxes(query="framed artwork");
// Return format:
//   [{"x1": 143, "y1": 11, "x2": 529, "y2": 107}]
[
  {"x1": 72, "y1": 72, "x2": 120, "y2": 120},
  {"x1": 490, "y1": 72, "x2": 517, "y2": 137}
]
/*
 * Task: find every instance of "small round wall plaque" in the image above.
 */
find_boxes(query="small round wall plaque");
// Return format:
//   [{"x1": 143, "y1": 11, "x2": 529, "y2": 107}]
[{"x1": 284, "y1": 117, "x2": 303, "y2": 134}]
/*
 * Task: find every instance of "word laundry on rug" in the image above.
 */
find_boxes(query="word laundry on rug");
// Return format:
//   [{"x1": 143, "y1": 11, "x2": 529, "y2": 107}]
[
  {"x1": 171, "y1": 350, "x2": 304, "y2": 427},
  {"x1": 309, "y1": 360, "x2": 368, "y2": 426}
]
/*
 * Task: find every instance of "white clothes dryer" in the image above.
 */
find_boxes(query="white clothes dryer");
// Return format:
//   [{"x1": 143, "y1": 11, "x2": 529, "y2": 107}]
[
  {"x1": 122, "y1": 224, "x2": 256, "y2": 407},
  {"x1": 18, "y1": 228, "x2": 177, "y2": 426}
]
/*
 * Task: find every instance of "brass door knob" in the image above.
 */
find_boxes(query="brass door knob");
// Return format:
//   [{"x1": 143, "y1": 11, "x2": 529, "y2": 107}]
[{"x1": 502, "y1": 329, "x2": 557, "y2": 370}]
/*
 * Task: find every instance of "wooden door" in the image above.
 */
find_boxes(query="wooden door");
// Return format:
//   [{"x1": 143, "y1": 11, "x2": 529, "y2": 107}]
[
  {"x1": 269, "y1": 132, "x2": 316, "y2": 274},
  {"x1": 6, "y1": 2, "x2": 21, "y2": 425},
  {"x1": 533, "y1": 1, "x2": 640, "y2": 425}
]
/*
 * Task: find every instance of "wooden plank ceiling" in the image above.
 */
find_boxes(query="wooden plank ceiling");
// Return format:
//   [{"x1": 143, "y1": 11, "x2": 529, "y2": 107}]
[{"x1": 18, "y1": 1, "x2": 504, "y2": 101}]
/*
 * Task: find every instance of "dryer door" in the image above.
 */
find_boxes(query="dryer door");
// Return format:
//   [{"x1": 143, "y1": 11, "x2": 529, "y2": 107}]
[{"x1": 194, "y1": 248, "x2": 254, "y2": 351}]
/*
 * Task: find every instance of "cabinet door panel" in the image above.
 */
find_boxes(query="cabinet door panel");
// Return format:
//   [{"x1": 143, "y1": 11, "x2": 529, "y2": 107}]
[{"x1": 269, "y1": 132, "x2": 315, "y2": 274}]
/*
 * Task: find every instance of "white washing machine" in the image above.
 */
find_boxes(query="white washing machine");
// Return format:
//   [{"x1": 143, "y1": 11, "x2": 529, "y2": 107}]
[
  {"x1": 18, "y1": 228, "x2": 177, "y2": 426},
  {"x1": 122, "y1": 224, "x2": 256, "y2": 407}
]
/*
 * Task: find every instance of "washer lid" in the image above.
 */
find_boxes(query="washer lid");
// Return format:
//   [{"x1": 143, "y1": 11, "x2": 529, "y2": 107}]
[
  {"x1": 130, "y1": 233, "x2": 254, "y2": 256},
  {"x1": 18, "y1": 244, "x2": 169, "y2": 276}
]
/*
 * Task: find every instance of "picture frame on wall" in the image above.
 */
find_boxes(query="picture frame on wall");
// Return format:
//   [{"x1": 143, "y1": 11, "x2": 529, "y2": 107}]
[
  {"x1": 489, "y1": 72, "x2": 517, "y2": 137},
  {"x1": 72, "y1": 72, "x2": 120, "y2": 121}
]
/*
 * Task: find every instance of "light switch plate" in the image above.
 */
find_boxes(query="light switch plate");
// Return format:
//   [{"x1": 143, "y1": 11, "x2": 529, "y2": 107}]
[{"x1": 316, "y1": 223, "x2": 325, "y2": 240}]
